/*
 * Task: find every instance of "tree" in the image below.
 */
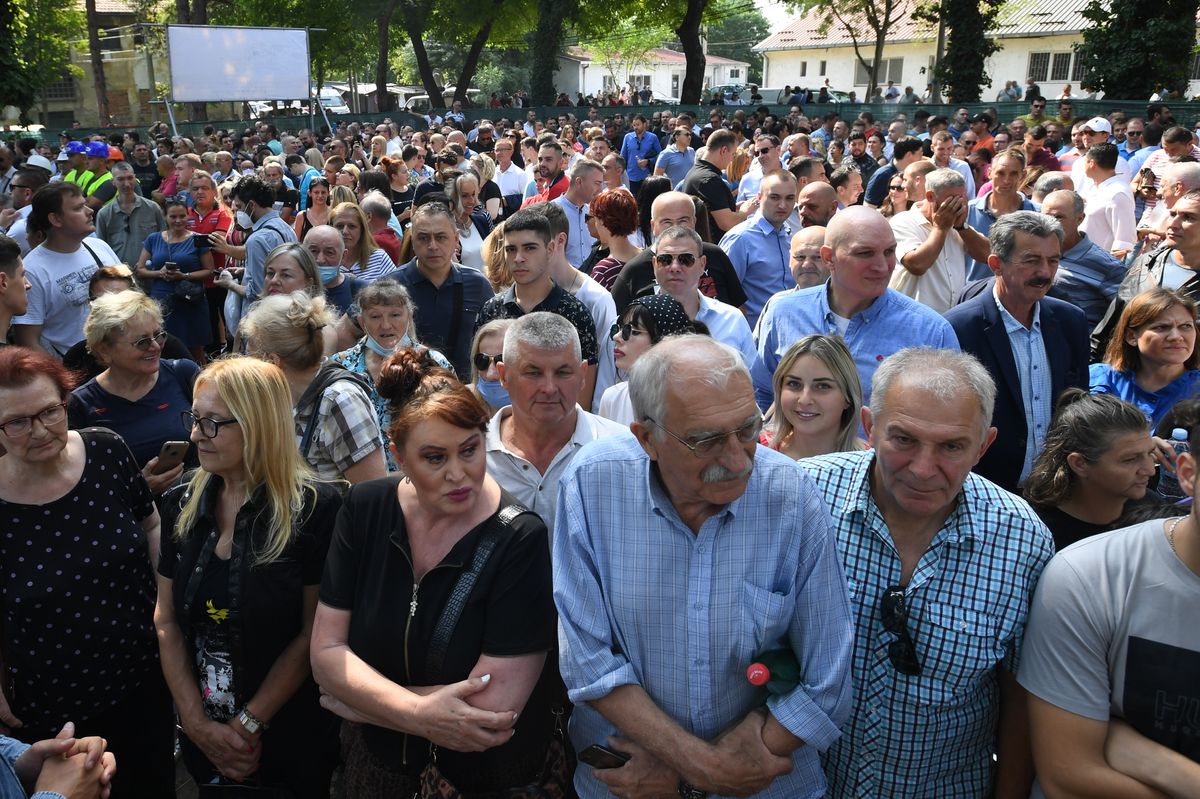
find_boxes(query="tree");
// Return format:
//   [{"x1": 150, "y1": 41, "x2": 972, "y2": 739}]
[
  {"x1": 589, "y1": 19, "x2": 673, "y2": 93},
  {"x1": 914, "y1": 0, "x2": 1001, "y2": 102},
  {"x1": 703, "y1": 0, "x2": 770, "y2": 84},
  {"x1": 531, "y1": 0, "x2": 578, "y2": 104},
  {"x1": 1073, "y1": 0, "x2": 1198, "y2": 99},
  {"x1": 0, "y1": 0, "x2": 84, "y2": 122},
  {"x1": 673, "y1": 0, "x2": 711, "y2": 104},
  {"x1": 789, "y1": 0, "x2": 905, "y2": 96}
]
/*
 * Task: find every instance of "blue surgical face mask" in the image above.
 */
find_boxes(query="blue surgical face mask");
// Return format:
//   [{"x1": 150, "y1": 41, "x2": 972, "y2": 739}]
[
  {"x1": 319, "y1": 265, "x2": 340, "y2": 285},
  {"x1": 476, "y1": 378, "x2": 510, "y2": 409},
  {"x1": 364, "y1": 333, "x2": 413, "y2": 357}
]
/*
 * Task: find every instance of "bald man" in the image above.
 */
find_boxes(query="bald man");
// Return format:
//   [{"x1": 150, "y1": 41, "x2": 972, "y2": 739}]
[
  {"x1": 608, "y1": 190, "x2": 748, "y2": 314},
  {"x1": 751, "y1": 206, "x2": 959, "y2": 409},
  {"x1": 790, "y1": 226, "x2": 829, "y2": 288},
  {"x1": 797, "y1": 182, "x2": 839, "y2": 229}
]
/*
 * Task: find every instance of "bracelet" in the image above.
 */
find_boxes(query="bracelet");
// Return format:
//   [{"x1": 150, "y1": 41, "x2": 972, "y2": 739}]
[{"x1": 953, "y1": 224, "x2": 966, "y2": 232}]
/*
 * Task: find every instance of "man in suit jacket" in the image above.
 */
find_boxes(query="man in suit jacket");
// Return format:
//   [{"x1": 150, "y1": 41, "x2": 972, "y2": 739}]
[{"x1": 945, "y1": 211, "x2": 1089, "y2": 493}]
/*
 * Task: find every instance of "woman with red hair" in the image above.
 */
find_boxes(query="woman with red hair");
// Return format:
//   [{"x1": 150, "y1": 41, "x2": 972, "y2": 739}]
[{"x1": 589, "y1": 188, "x2": 641, "y2": 289}]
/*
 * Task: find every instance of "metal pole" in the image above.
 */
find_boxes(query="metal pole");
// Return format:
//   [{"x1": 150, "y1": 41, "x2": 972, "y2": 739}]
[
  {"x1": 142, "y1": 24, "x2": 158, "y2": 121},
  {"x1": 163, "y1": 25, "x2": 179, "y2": 136}
]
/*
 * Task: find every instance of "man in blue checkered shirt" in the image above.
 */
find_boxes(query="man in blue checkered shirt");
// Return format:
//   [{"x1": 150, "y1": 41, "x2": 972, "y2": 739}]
[{"x1": 801, "y1": 347, "x2": 1054, "y2": 798}]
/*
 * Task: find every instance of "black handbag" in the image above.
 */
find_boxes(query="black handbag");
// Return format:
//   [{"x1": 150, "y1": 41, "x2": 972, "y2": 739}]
[{"x1": 174, "y1": 276, "x2": 205, "y2": 303}]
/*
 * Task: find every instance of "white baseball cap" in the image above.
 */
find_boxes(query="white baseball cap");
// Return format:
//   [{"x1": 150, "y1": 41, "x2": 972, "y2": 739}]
[
  {"x1": 25, "y1": 154, "x2": 54, "y2": 172},
  {"x1": 1082, "y1": 117, "x2": 1112, "y2": 134}
]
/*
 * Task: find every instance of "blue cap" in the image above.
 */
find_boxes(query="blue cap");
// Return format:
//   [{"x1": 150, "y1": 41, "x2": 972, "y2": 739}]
[
  {"x1": 85, "y1": 141, "x2": 111, "y2": 158},
  {"x1": 65, "y1": 140, "x2": 87, "y2": 155}
]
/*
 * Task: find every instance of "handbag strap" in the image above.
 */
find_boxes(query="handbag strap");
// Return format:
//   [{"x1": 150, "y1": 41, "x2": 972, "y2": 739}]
[{"x1": 425, "y1": 504, "x2": 525, "y2": 675}]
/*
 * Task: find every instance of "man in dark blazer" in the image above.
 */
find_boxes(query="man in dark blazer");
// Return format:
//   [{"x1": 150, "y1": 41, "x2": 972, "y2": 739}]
[{"x1": 945, "y1": 211, "x2": 1089, "y2": 493}]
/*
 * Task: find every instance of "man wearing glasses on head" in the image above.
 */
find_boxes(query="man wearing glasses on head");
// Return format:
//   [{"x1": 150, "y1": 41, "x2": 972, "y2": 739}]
[{"x1": 801, "y1": 346, "x2": 1054, "y2": 799}]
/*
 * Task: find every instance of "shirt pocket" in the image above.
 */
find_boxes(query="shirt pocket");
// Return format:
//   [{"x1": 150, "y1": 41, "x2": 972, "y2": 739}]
[
  {"x1": 916, "y1": 603, "x2": 1005, "y2": 704},
  {"x1": 740, "y1": 580, "x2": 793, "y2": 656}
]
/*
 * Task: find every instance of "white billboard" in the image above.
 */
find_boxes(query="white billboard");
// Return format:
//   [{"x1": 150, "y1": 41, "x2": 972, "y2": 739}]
[{"x1": 167, "y1": 25, "x2": 310, "y2": 103}]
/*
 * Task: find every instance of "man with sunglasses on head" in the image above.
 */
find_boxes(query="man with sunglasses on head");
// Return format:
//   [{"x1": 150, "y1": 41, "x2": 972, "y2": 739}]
[
  {"x1": 800, "y1": 346, "x2": 1053, "y2": 798},
  {"x1": 555, "y1": 333, "x2": 854, "y2": 799}
]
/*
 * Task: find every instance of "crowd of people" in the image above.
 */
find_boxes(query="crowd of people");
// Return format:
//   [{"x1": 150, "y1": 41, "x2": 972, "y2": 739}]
[{"x1": 1, "y1": 94, "x2": 1200, "y2": 799}]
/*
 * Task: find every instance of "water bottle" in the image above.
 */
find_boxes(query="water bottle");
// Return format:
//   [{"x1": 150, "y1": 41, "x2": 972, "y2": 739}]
[
  {"x1": 746, "y1": 648, "x2": 800, "y2": 695},
  {"x1": 1158, "y1": 427, "x2": 1190, "y2": 501}
]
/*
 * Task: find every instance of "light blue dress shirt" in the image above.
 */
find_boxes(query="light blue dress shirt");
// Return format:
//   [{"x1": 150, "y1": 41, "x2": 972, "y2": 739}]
[
  {"x1": 655, "y1": 146, "x2": 695, "y2": 187},
  {"x1": 720, "y1": 212, "x2": 792, "y2": 328},
  {"x1": 752, "y1": 283, "x2": 961, "y2": 410},
  {"x1": 619, "y1": 130, "x2": 662, "y2": 183},
  {"x1": 965, "y1": 192, "x2": 1039, "y2": 281},
  {"x1": 1048, "y1": 233, "x2": 1127, "y2": 327},
  {"x1": 994, "y1": 288, "x2": 1052, "y2": 483},
  {"x1": 553, "y1": 193, "x2": 596, "y2": 269},
  {"x1": 555, "y1": 434, "x2": 854, "y2": 799}
]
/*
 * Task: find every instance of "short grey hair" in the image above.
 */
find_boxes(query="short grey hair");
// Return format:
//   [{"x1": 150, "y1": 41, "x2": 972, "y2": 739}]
[
  {"x1": 1165, "y1": 161, "x2": 1200, "y2": 192},
  {"x1": 109, "y1": 161, "x2": 134, "y2": 176},
  {"x1": 924, "y1": 168, "x2": 965, "y2": 196},
  {"x1": 568, "y1": 158, "x2": 603, "y2": 181},
  {"x1": 990, "y1": 210, "x2": 1064, "y2": 263},
  {"x1": 629, "y1": 336, "x2": 748, "y2": 432},
  {"x1": 1045, "y1": 188, "x2": 1085, "y2": 217},
  {"x1": 870, "y1": 348, "x2": 996, "y2": 438},
  {"x1": 655, "y1": 225, "x2": 703, "y2": 253},
  {"x1": 1032, "y1": 171, "x2": 1072, "y2": 201},
  {"x1": 502, "y1": 311, "x2": 581, "y2": 365},
  {"x1": 355, "y1": 277, "x2": 416, "y2": 327},
  {"x1": 359, "y1": 190, "x2": 391, "y2": 221}
]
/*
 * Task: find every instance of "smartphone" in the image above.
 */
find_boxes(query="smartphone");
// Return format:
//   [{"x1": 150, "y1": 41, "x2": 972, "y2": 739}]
[
  {"x1": 152, "y1": 441, "x2": 189, "y2": 474},
  {"x1": 164, "y1": 261, "x2": 179, "y2": 272},
  {"x1": 191, "y1": 232, "x2": 210, "y2": 246},
  {"x1": 577, "y1": 744, "x2": 630, "y2": 769}
]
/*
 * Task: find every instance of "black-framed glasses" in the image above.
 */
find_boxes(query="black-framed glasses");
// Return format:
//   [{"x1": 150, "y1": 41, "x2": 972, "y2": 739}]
[
  {"x1": 0, "y1": 402, "x2": 68, "y2": 438},
  {"x1": 756, "y1": 148, "x2": 773, "y2": 156},
  {"x1": 880, "y1": 585, "x2": 922, "y2": 675},
  {"x1": 608, "y1": 322, "x2": 647, "y2": 341},
  {"x1": 644, "y1": 415, "x2": 762, "y2": 457},
  {"x1": 654, "y1": 252, "x2": 697, "y2": 268},
  {"x1": 889, "y1": 184, "x2": 905, "y2": 191},
  {"x1": 181, "y1": 410, "x2": 240, "y2": 439},
  {"x1": 125, "y1": 330, "x2": 168, "y2": 351},
  {"x1": 473, "y1": 352, "x2": 502, "y2": 372}
]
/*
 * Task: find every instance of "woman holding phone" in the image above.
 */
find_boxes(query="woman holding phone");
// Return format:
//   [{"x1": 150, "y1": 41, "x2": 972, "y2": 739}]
[{"x1": 136, "y1": 195, "x2": 214, "y2": 361}]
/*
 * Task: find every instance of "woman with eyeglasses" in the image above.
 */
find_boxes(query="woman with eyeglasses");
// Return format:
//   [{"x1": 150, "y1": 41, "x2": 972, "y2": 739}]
[
  {"x1": 599, "y1": 294, "x2": 706, "y2": 425},
  {"x1": 0, "y1": 346, "x2": 177, "y2": 797},
  {"x1": 331, "y1": 279, "x2": 451, "y2": 471},
  {"x1": 293, "y1": 175, "x2": 331, "y2": 240},
  {"x1": 155, "y1": 357, "x2": 342, "y2": 797},
  {"x1": 336, "y1": 163, "x2": 360, "y2": 192},
  {"x1": 1090, "y1": 288, "x2": 1200, "y2": 428},
  {"x1": 468, "y1": 318, "x2": 514, "y2": 414},
  {"x1": 68, "y1": 290, "x2": 200, "y2": 494},
  {"x1": 879, "y1": 176, "x2": 909, "y2": 218},
  {"x1": 135, "y1": 194, "x2": 214, "y2": 362}
]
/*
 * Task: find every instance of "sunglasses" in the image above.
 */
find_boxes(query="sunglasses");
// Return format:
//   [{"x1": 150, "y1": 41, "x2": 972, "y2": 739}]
[
  {"x1": 473, "y1": 352, "x2": 502, "y2": 371},
  {"x1": 889, "y1": 184, "x2": 905, "y2": 191},
  {"x1": 756, "y1": 148, "x2": 774, "y2": 156},
  {"x1": 880, "y1": 586, "x2": 922, "y2": 675},
  {"x1": 654, "y1": 252, "x2": 697, "y2": 267},
  {"x1": 608, "y1": 322, "x2": 647, "y2": 341}
]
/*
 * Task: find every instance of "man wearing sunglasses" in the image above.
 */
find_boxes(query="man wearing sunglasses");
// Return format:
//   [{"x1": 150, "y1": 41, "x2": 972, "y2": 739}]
[{"x1": 801, "y1": 346, "x2": 1053, "y2": 799}]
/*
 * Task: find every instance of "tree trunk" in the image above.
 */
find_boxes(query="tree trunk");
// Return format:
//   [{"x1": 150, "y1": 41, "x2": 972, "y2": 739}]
[
  {"x1": 404, "y1": 8, "x2": 442, "y2": 103},
  {"x1": 453, "y1": 0, "x2": 504, "y2": 104},
  {"x1": 868, "y1": 28, "x2": 886, "y2": 98},
  {"x1": 531, "y1": 0, "x2": 573, "y2": 105},
  {"x1": 85, "y1": 0, "x2": 110, "y2": 125},
  {"x1": 675, "y1": 0, "x2": 710, "y2": 105},
  {"x1": 375, "y1": 0, "x2": 400, "y2": 112}
]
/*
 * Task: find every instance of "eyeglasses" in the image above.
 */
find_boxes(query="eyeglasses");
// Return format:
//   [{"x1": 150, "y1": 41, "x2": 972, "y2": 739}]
[
  {"x1": 889, "y1": 184, "x2": 905, "y2": 191},
  {"x1": 124, "y1": 330, "x2": 168, "y2": 351},
  {"x1": 644, "y1": 415, "x2": 762, "y2": 457},
  {"x1": 0, "y1": 402, "x2": 68, "y2": 438},
  {"x1": 473, "y1": 352, "x2": 502, "y2": 371},
  {"x1": 608, "y1": 322, "x2": 647, "y2": 341},
  {"x1": 164, "y1": 195, "x2": 187, "y2": 206},
  {"x1": 181, "y1": 410, "x2": 240, "y2": 439},
  {"x1": 1126, "y1": 130, "x2": 1144, "y2": 136},
  {"x1": 756, "y1": 148, "x2": 774, "y2": 156},
  {"x1": 879, "y1": 586, "x2": 922, "y2": 675},
  {"x1": 653, "y1": 252, "x2": 697, "y2": 268}
]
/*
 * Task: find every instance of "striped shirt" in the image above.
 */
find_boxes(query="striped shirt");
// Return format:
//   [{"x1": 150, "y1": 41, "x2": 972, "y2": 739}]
[
  {"x1": 1048, "y1": 233, "x2": 1126, "y2": 327},
  {"x1": 343, "y1": 248, "x2": 398, "y2": 283},
  {"x1": 800, "y1": 450, "x2": 1054, "y2": 798}
]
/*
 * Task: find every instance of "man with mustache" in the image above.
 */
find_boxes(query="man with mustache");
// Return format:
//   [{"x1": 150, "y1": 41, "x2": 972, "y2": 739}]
[
  {"x1": 944, "y1": 211, "x2": 1089, "y2": 492},
  {"x1": 554, "y1": 334, "x2": 854, "y2": 799}
]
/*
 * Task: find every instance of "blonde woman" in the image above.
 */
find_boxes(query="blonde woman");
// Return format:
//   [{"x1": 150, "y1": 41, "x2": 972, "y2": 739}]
[
  {"x1": 239, "y1": 291, "x2": 387, "y2": 484},
  {"x1": 328, "y1": 184, "x2": 357, "y2": 207},
  {"x1": 480, "y1": 221, "x2": 512, "y2": 292},
  {"x1": 445, "y1": 171, "x2": 493, "y2": 271},
  {"x1": 469, "y1": 154, "x2": 504, "y2": 221},
  {"x1": 765, "y1": 334, "x2": 866, "y2": 459},
  {"x1": 331, "y1": 201, "x2": 397, "y2": 282},
  {"x1": 156, "y1": 357, "x2": 342, "y2": 796}
]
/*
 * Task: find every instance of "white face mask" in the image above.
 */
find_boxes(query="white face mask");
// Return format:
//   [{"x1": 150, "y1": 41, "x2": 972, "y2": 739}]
[{"x1": 235, "y1": 210, "x2": 253, "y2": 229}]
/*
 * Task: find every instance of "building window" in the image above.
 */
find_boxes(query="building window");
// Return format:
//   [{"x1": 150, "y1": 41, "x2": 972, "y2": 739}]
[
  {"x1": 729, "y1": 68, "x2": 740, "y2": 79},
  {"x1": 819, "y1": 60, "x2": 826, "y2": 75},
  {"x1": 1073, "y1": 53, "x2": 1088, "y2": 82},
  {"x1": 38, "y1": 75, "x2": 76, "y2": 101},
  {"x1": 672, "y1": 73, "x2": 680, "y2": 96},
  {"x1": 632, "y1": 74, "x2": 651, "y2": 90},
  {"x1": 1051, "y1": 53, "x2": 1072, "y2": 82},
  {"x1": 1028, "y1": 52, "x2": 1050, "y2": 82},
  {"x1": 800, "y1": 61, "x2": 807, "y2": 77},
  {"x1": 854, "y1": 58, "x2": 903, "y2": 86}
]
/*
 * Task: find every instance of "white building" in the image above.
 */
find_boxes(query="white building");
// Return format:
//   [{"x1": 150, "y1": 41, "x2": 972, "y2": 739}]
[
  {"x1": 555, "y1": 47, "x2": 750, "y2": 103},
  {"x1": 753, "y1": 0, "x2": 1200, "y2": 102}
]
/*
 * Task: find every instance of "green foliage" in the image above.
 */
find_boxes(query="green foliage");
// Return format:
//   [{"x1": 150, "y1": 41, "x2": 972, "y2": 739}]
[
  {"x1": 923, "y1": 0, "x2": 1001, "y2": 102},
  {"x1": 0, "y1": 0, "x2": 85, "y2": 119},
  {"x1": 788, "y1": 0, "x2": 904, "y2": 94},
  {"x1": 704, "y1": 0, "x2": 770, "y2": 84},
  {"x1": 589, "y1": 18, "x2": 674, "y2": 89},
  {"x1": 1073, "y1": 0, "x2": 1199, "y2": 99}
]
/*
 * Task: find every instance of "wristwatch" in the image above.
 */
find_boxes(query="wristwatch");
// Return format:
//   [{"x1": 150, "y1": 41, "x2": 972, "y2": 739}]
[
  {"x1": 237, "y1": 707, "x2": 268, "y2": 735},
  {"x1": 677, "y1": 780, "x2": 707, "y2": 799}
]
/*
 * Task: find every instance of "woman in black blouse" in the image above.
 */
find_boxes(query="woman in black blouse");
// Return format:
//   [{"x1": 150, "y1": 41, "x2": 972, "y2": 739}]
[
  {"x1": 311, "y1": 350, "x2": 560, "y2": 797},
  {"x1": 155, "y1": 356, "x2": 342, "y2": 796},
  {"x1": 1024, "y1": 389, "x2": 1159, "y2": 550},
  {"x1": 0, "y1": 346, "x2": 175, "y2": 797}
]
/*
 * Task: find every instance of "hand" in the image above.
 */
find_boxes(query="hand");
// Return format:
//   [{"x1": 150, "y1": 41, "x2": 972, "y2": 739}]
[
  {"x1": 0, "y1": 208, "x2": 18, "y2": 229},
  {"x1": 693, "y1": 710, "x2": 792, "y2": 797},
  {"x1": 159, "y1": 269, "x2": 179, "y2": 283},
  {"x1": 33, "y1": 751, "x2": 106, "y2": 799},
  {"x1": 1152, "y1": 436, "x2": 1178, "y2": 471},
  {"x1": 15, "y1": 721, "x2": 79, "y2": 788},
  {"x1": 591, "y1": 737, "x2": 679, "y2": 799},
  {"x1": 414, "y1": 675, "x2": 519, "y2": 752},
  {"x1": 214, "y1": 269, "x2": 236, "y2": 289},
  {"x1": 187, "y1": 717, "x2": 260, "y2": 782},
  {"x1": 931, "y1": 195, "x2": 962, "y2": 230},
  {"x1": 0, "y1": 682, "x2": 22, "y2": 733},
  {"x1": 142, "y1": 459, "x2": 184, "y2": 494},
  {"x1": 208, "y1": 231, "x2": 234, "y2": 255}
]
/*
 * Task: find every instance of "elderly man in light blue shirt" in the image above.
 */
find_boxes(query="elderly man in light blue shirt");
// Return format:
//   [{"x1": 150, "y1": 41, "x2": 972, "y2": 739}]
[
  {"x1": 553, "y1": 159, "x2": 603, "y2": 269},
  {"x1": 555, "y1": 335, "x2": 854, "y2": 799},
  {"x1": 752, "y1": 206, "x2": 960, "y2": 410},
  {"x1": 720, "y1": 170, "x2": 797, "y2": 328}
]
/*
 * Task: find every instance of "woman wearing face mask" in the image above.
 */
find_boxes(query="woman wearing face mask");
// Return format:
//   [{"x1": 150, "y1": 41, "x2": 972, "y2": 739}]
[
  {"x1": 293, "y1": 176, "x2": 331, "y2": 240},
  {"x1": 598, "y1": 295, "x2": 705, "y2": 425},
  {"x1": 468, "y1": 319, "x2": 515, "y2": 413},
  {"x1": 331, "y1": 279, "x2": 451, "y2": 471}
]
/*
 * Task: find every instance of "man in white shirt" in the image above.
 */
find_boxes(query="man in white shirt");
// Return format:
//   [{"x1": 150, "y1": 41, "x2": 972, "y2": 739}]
[
  {"x1": 1080, "y1": 142, "x2": 1136, "y2": 256},
  {"x1": 930, "y1": 130, "x2": 976, "y2": 197},
  {"x1": 12, "y1": 183, "x2": 118, "y2": 356},
  {"x1": 1070, "y1": 117, "x2": 1131, "y2": 198},
  {"x1": 492, "y1": 137, "x2": 527, "y2": 217}
]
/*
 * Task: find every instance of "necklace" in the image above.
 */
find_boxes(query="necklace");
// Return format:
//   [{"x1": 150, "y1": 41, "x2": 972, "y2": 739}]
[{"x1": 1167, "y1": 516, "x2": 1184, "y2": 555}]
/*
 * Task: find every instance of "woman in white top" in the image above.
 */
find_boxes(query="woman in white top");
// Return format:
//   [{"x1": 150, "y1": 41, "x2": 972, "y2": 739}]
[{"x1": 446, "y1": 170, "x2": 493, "y2": 271}]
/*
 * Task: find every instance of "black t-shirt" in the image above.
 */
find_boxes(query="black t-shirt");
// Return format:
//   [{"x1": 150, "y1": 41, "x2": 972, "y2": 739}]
[
  {"x1": 480, "y1": 178, "x2": 502, "y2": 213},
  {"x1": 1034, "y1": 504, "x2": 1115, "y2": 552},
  {"x1": 272, "y1": 185, "x2": 300, "y2": 216},
  {"x1": 682, "y1": 159, "x2": 735, "y2": 239},
  {"x1": 319, "y1": 480, "x2": 556, "y2": 787},
  {"x1": 609, "y1": 242, "x2": 748, "y2": 314},
  {"x1": 390, "y1": 185, "x2": 416, "y2": 220},
  {"x1": 475, "y1": 284, "x2": 599, "y2": 364},
  {"x1": 190, "y1": 556, "x2": 238, "y2": 721},
  {"x1": 0, "y1": 428, "x2": 159, "y2": 732},
  {"x1": 132, "y1": 160, "x2": 161, "y2": 194},
  {"x1": 62, "y1": 334, "x2": 193, "y2": 382}
]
